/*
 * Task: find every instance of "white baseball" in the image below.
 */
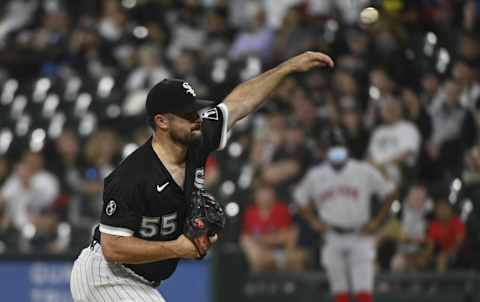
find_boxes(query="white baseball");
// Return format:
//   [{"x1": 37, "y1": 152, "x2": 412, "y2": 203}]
[{"x1": 360, "y1": 7, "x2": 379, "y2": 24}]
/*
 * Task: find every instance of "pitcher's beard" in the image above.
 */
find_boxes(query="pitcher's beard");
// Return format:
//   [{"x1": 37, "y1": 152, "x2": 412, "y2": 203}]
[{"x1": 170, "y1": 129, "x2": 202, "y2": 146}]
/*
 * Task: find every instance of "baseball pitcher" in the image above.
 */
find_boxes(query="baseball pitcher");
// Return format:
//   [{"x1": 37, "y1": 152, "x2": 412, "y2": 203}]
[{"x1": 70, "y1": 51, "x2": 334, "y2": 301}]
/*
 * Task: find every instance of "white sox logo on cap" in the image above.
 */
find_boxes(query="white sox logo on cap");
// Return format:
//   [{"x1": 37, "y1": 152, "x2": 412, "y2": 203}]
[
  {"x1": 106, "y1": 200, "x2": 117, "y2": 216},
  {"x1": 182, "y1": 82, "x2": 196, "y2": 96}
]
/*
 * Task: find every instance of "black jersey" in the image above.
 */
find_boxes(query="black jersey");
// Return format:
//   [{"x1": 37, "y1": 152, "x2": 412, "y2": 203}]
[{"x1": 92, "y1": 103, "x2": 229, "y2": 284}]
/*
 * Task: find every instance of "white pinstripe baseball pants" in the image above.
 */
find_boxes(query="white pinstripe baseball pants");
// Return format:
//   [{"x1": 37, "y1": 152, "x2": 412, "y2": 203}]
[{"x1": 70, "y1": 244, "x2": 166, "y2": 302}]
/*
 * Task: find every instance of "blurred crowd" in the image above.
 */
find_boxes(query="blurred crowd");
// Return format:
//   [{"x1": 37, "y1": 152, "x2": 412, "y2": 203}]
[{"x1": 0, "y1": 0, "x2": 480, "y2": 275}]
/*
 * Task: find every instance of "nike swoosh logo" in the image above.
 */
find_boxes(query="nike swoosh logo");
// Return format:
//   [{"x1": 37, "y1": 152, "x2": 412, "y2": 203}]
[{"x1": 156, "y1": 182, "x2": 169, "y2": 193}]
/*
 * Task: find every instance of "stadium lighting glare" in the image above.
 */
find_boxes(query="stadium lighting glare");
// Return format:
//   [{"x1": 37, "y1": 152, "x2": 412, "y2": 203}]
[
  {"x1": 225, "y1": 202, "x2": 240, "y2": 217},
  {"x1": 228, "y1": 142, "x2": 243, "y2": 158},
  {"x1": 78, "y1": 113, "x2": 97, "y2": 137},
  {"x1": 369, "y1": 86, "x2": 380, "y2": 100},
  {"x1": 426, "y1": 32, "x2": 438, "y2": 45},
  {"x1": 16, "y1": 114, "x2": 31, "y2": 137},
  {"x1": 33, "y1": 78, "x2": 51, "y2": 103},
  {"x1": 30, "y1": 128, "x2": 46, "y2": 152},
  {"x1": 451, "y1": 178, "x2": 462, "y2": 191},
  {"x1": 97, "y1": 76, "x2": 115, "y2": 98},
  {"x1": 22, "y1": 224, "x2": 36, "y2": 239},
  {"x1": 122, "y1": 143, "x2": 138, "y2": 159},
  {"x1": 122, "y1": 0, "x2": 136, "y2": 9},
  {"x1": 221, "y1": 180, "x2": 236, "y2": 196},
  {"x1": 42, "y1": 94, "x2": 60, "y2": 118},
  {"x1": 64, "y1": 77, "x2": 82, "y2": 101},
  {"x1": 391, "y1": 200, "x2": 401, "y2": 213},
  {"x1": 0, "y1": 128, "x2": 13, "y2": 155},
  {"x1": 74, "y1": 93, "x2": 92, "y2": 117},
  {"x1": 10, "y1": 95, "x2": 27, "y2": 120},
  {"x1": 48, "y1": 113, "x2": 66, "y2": 139},
  {"x1": 436, "y1": 48, "x2": 450, "y2": 73},
  {"x1": 133, "y1": 26, "x2": 149, "y2": 39},
  {"x1": 1, "y1": 79, "x2": 18, "y2": 105}
]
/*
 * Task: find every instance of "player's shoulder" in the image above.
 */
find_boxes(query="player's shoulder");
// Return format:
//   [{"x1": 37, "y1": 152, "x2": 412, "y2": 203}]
[
  {"x1": 305, "y1": 163, "x2": 326, "y2": 175},
  {"x1": 105, "y1": 140, "x2": 154, "y2": 186},
  {"x1": 396, "y1": 120, "x2": 419, "y2": 134},
  {"x1": 345, "y1": 159, "x2": 376, "y2": 174},
  {"x1": 303, "y1": 163, "x2": 332, "y2": 181}
]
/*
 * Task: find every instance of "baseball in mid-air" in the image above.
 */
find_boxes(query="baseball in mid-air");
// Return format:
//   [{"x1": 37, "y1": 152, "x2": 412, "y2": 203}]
[{"x1": 360, "y1": 7, "x2": 379, "y2": 25}]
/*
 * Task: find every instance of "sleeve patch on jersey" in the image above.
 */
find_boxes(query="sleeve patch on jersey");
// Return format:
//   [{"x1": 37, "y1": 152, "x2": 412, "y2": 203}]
[
  {"x1": 201, "y1": 108, "x2": 219, "y2": 121},
  {"x1": 217, "y1": 103, "x2": 229, "y2": 150},
  {"x1": 99, "y1": 224, "x2": 134, "y2": 236},
  {"x1": 105, "y1": 200, "x2": 117, "y2": 216}
]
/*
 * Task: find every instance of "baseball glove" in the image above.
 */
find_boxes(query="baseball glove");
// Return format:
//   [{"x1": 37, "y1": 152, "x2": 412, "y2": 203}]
[{"x1": 184, "y1": 189, "x2": 226, "y2": 259}]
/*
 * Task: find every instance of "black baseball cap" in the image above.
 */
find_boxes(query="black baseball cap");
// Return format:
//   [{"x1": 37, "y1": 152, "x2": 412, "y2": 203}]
[{"x1": 145, "y1": 79, "x2": 216, "y2": 116}]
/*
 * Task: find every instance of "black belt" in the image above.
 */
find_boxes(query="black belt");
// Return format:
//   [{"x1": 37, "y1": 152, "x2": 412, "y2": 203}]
[
  {"x1": 328, "y1": 225, "x2": 359, "y2": 234},
  {"x1": 89, "y1": 238, "x2": 99, "y2": 249}
]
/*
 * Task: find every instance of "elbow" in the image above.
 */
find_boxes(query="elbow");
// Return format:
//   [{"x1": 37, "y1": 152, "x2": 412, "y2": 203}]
[
  {"x1": 102, "y1": 244, "x2": 122, "y2": 262},
  {"x1": 100, "y1": 233, "x2": 127, "y2": 263},
  {"x1": 101, "y1": 241, "x2": 123, "y2": 262}
]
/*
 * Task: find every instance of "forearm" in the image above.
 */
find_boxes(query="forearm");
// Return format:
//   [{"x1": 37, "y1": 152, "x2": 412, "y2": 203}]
[
  {"x1": 372, "y1": 191, "x2": 397, "y2": 225},
  {"x1": 101, "y1": 233, "x2": 190, "y2": 264},
  {"x1": 224, "y1": 64, "x2": 291, "y2": 128},
  {"x1": 223, "y1": 51, "x2": 334, "y2": 129},
  {"x1": 299, "y1": 206, "x2": 322, "y2": 229}
]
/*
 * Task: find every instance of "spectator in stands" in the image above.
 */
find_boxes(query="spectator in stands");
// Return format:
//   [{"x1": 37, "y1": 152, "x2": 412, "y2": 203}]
[
  {"x1": 340, "y1": 107, "x2": 370, "y2": 159},
  {"x1": 166, "y1": 0, "x2": 206, "y2": 60},
  {"x1": 332, "y1": 70, "x2": 360, "y2": 110},
  {"x1": 0, "y1": 158, "x2": 9, "y2": 186},
  {"x1": 204, "y1": 7, "x2": 233, "y2": 58},
  {"x1": 452, "y1": 60, "x2": 480, "y2": 110},
  {"x1": 401, "y1": 87, "x2": 432, "y2": 180},
  {"x1": 368, "y1": 97, "x2": 421, "y2": 184},
  {"x1": 0, "y1": 151, "x2": 59, "y2": 252},
  {"x1": 0, "y1": 0, "x2": 38, "y2": 44},
  {"x1": 310, "y1": 0, "x2": 366, "y2": 25},
  {"x1": 463, "y1": 145, "x2": 480, "y2": 186},
  {"x1": 73, "y1": 129, "x2": 119, "y2": 241},
  {"x1": 463, "y1": 0, "x2": 480, "y2": 32},
  {"x1": 49, "y1": 129, "x2": 83, "y2": 217},
  {"x1": 420, "y1": 72, "x2": 440, "y2": 106},
  {"x1": 126, "y1": 44, "x2": 171, "y2": 91},
  {"x1": 427, "y1": 80, "x2": 477, "y2": 181},
  {"x1": 271, "y1": 5, "x2": 312, "y2": 62},
  {"x1": 171, "y1": 48, "x2": 205, "y2": 94},
  {"x1": 462, "y1": 145, "x2": 480, "y2": 270},
  {"x1": 364, "y1": 68, "x2": 396, "y2": 128},
  {"x1": 402, "y1": 87, "x2": 432, "y2": 142},
  {"x1": 426, "y1": 198, "x2": 466, "y2": 273},
  {"x1": 230, "y1": 6, "x2": 274, "y2": 61},
  {"x1": 69, "y1": 23, "x2": 112, "y2": 78},
  {"x1": 390, "y1": 184, "x2": 430, "y2": 272},
  {"x1": 290, "y1": 87, "x2": 324, "y2": 140},
  {"x1": 240, "y1": 180, "x2": 307, "y2": 272},
  {"x1": 98, "y1": 0, "x2": 129, "y2": 43}
]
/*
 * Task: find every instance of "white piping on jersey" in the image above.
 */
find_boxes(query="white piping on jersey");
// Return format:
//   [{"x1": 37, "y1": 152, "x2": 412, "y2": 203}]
[
  {"x1": 99, "y1": 224, "x2": 134, "y2": 237},
  {"x1": 217, "y1": 102, "x2": 229, "y2": 150}
]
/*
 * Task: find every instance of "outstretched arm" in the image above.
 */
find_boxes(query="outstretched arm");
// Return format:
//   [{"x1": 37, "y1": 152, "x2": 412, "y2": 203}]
[{"x1": 223, "y1": 51, "x2": 334, "y2": 130}]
